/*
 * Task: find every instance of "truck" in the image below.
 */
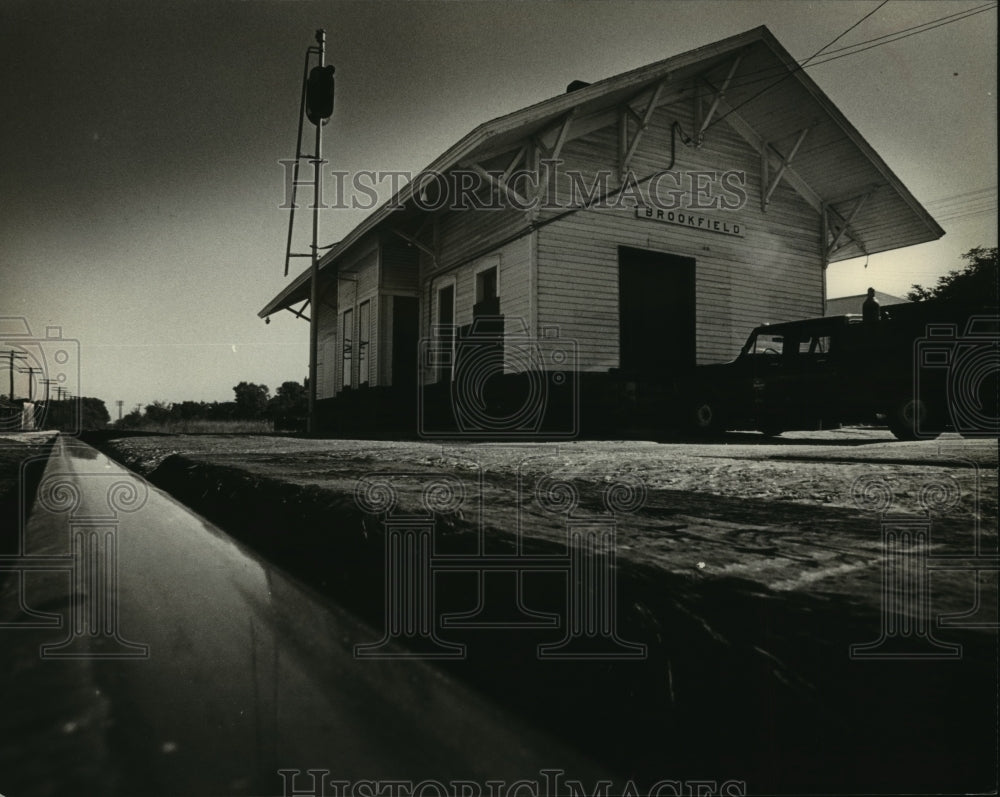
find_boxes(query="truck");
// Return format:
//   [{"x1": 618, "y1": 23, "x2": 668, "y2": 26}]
[{"x1": 681, "y1": 299, "x2": 999, "y2": 440}]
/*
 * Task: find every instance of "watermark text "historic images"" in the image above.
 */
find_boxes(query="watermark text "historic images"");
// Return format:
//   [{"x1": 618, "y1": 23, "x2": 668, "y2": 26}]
[{"x1": 279, "y1": 160, "x2": 748, "y2": 214}]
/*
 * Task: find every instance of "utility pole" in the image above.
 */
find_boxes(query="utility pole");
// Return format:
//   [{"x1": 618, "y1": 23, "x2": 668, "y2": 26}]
[
  {"x1": 2, "y1": 350, "x2": 28, "y2": 400},
  {"x1": 17, "y1": 365, "x2": 39, "y2": 401}
]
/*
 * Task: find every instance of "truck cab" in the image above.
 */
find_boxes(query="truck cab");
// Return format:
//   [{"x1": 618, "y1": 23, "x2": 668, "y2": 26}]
[
  {"x1": 686, "y1": 315, "x2": 866, "y2": 436},
  {"x1": 682, "y1": 300, "x2": 998, "y2": 440}
]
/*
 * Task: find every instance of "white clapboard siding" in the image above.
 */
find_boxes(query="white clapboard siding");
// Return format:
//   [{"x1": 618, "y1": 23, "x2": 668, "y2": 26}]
[
  {"x1": 536, "y1": 99, "x2": 823, "y2": 369},
  {"x1": 428, "y1": 204, "x2": 528, "y2": 277},
  {"x1": 418, "y1": 236, "x2": 532, "y2": 384},
  {"x1": 380, "y1": 235, "x2": 420, "y2": 294},
  {"x1": 331, "y1": 246, "x2": 380, "y2": 392},
  {"x1": 315, "y1": 278, "x2": 339, "y2": 400}
]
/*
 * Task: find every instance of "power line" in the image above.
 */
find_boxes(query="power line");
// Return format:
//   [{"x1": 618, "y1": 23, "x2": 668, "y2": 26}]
[
  {"x1": 934, "y1": 205, "x2": 998, "y2": 223},
  {"x1": 816, "y1": 1, "x2": 998, "y2": 58},
  {"x1": 702, "y1": 3, "x2": 997, "y2": 97},
  {"x1": 924, "y1": 186, "x2": 998, "y2": 205},
  {"x1": 922, "y1": 186, "x2": 998, "y2": 223},
  {"x1": 706, "y1": 0, "x2": 890, "y2": 130},
  {"x1": 806, "y1": 3, "x2": 997, "y2": 67},
  {"x1": 704, "y1": 1, "x2": 997, "y2": 131},
  {"x1": 803, "y1": 0, "x2": 892, "y2": 66}
]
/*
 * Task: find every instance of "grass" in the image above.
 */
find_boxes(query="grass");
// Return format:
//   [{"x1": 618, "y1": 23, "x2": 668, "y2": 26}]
[{"x1": 114, "y1": 419, "x2": 275, "y2": 434}]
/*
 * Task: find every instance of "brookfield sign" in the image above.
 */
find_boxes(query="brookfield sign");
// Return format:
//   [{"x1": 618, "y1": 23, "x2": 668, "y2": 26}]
[{"x1": 635, "y1": 207, "x2": 745, "y2": 237}]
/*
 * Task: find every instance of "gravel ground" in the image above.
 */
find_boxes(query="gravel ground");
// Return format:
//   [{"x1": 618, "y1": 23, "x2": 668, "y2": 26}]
[
  {"x1": 101, "y1": 428, "x2": 997, "y2": 607},
  {"x1": 4, "y1": 429, "x2": 997, "y2": 793}
]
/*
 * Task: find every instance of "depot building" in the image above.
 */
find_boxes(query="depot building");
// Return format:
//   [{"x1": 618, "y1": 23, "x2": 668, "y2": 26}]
[{"x1": 260, "y1": 26, "x2": 943, "y2": 435}]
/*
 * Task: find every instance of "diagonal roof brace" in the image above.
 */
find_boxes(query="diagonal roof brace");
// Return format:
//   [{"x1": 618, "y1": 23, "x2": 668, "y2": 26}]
[
  {"x1": 541, "y1": 109, "x2": 577, "y2": 162},
  {"x1": 503, "y1": 145, "x2": 528, "y2": 180},
  {"x1": 826, "y1": 188, "x2": 876, "y2": 258},
  {"x1": 465, "y1": 162, "x2": 531, "y2": 208},
  {"x1": 619, "y1": 78, "x2": 668, "y2": 174},
  {"x1": 762, "y1": 127, "x2": 810, "y2": 211},
  {"x1": 695, "y1": 51, "x2": 746, "y2": 145},
  {"x1": 285, "y1": 299, "x2": 311, "y2": 322},
  {"x1": 393, "y1": 228, "x2": 438, "y2": 261},
  {"x1": 712, "y1": 97, "x2": 823, "y2": 214}
]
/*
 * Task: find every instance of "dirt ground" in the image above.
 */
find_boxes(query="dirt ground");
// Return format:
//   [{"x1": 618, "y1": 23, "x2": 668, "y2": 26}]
[{"x1": 100, "y1": 428, "x2": 997, "y2": 607}]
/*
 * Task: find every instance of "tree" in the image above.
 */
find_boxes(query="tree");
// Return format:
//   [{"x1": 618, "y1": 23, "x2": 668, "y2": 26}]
[
  {"x1": 267, "y1": 380, "x2": 307, "y2": 429},
  {"x1": 233, "y1": 382, "x2": 270, "y2": 419},
  {"x1": 41, "y1": 396, "x2": 110, "y2": 431},
  {"x1": 117, "y1": 409, "x2": 143, "y2": 428},
  {"x1": 908, "y1": 246, "x2": 998, "y2": 305},
  {"x1": 79, "y1": 397, "x2": 110, "y2": 430},
  {"x1": 144, "y1": 400, "x2": 172, "y2": 424}
]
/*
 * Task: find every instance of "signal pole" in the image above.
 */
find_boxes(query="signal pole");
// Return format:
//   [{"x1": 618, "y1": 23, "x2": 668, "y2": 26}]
[
  {"x1": 283, "y1": 29, "x2": 334, "y2": 437},
  {"x1": 308, "y1": 28, "x2": 327, "y2": 437}
]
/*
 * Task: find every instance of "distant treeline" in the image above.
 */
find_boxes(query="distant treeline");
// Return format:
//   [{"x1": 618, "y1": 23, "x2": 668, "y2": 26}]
[
  {"x1": 0, "y1": 396, "x2": 110, "y2": 432},
  {"x1": 116, "y1": 380, "x2": 307, "y2": 431}
]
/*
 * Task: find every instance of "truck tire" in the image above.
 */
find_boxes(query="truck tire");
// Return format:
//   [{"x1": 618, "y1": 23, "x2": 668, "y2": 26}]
[
  {"x1": 689, "y1": 398, "x2": 722, "y2": 435},
  {"x1": 887, "y1": 397, "x2": 940, "y2": 441}
]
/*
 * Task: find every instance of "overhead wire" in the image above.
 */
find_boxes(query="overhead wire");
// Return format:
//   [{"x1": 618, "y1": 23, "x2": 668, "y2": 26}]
[
  {"x1": 699, "y1": 2, "x2": 997, "y2": 98},
  {"x1": 814, "y1": 1, "x2": 998, "y2": 58},
  {"x1": 805, "y1": 3, "x2": 997, "y2": 66},
  {"x1": 705, "y1": 0, "x2": 890, "y2": 131},
  {"x1": 702, "y1": 1, "x2": 997, "y2": 132},
  {"x1": 922, "y1": 186, "x2": 998, "y2": 224}
]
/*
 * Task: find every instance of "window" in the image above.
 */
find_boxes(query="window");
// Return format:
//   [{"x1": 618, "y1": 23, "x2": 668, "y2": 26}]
[
  {"x1": 476, "y1": 267, "x2": 497, "y2": 303},
  {"x1": 358, "y1": 301, "x2": 370, "y2": 385},
  {"x1": 474, "y1": 266, "x2": 499, "y2": 317},
  {"x1": 438, "y1": 284, "x2": 455, "y2": 326},
  {"x1": 342, "y1": 308, "x2": 353, "y2": 389},
  {"x1": 752, "y1": 333, "x2": 783, "y2": 355},
  {"x1": 810, "y1": 335, "x2": 831, "y2": 355}
]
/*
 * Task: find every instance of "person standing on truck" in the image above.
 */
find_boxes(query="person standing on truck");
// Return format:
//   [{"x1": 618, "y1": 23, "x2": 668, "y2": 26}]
[{"x1": 862, "y1": 287, "x2": 880, "y2": 325}]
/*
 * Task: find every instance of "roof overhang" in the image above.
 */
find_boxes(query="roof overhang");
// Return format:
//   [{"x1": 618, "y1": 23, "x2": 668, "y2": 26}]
[{"x1": 261, "y1": 25, "x2": 943, "y2": 318}]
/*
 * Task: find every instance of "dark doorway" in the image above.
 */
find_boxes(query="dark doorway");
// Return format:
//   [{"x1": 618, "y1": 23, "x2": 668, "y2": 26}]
[
  {"x1": 392, "y1": 296, "x2": 419, "y2": 388},
  {"x1": 618, "y1": 246, "x2": 696, "y2": 379},
  {"x1": 436, "y1": 285, "x2": 455, "y2": 383}
]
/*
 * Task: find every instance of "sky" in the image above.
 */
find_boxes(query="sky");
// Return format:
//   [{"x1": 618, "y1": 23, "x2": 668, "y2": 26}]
[{"x1": 1, "y1": 0, "x2": 996, "y2": 417}]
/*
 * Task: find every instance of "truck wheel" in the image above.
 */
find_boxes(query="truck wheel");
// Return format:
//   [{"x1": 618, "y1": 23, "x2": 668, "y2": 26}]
[
  {"x1": 887, "y1": 398, "x2": 940, "y2": 441},
  {"x1": 690, "y1": 399, "x2": 721, "y2": 434}
]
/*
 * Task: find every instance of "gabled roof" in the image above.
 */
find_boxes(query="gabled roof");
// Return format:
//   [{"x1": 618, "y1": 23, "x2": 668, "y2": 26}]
[{"x1": 261, "y1": 25, "x2": 943, "y2": 318}]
